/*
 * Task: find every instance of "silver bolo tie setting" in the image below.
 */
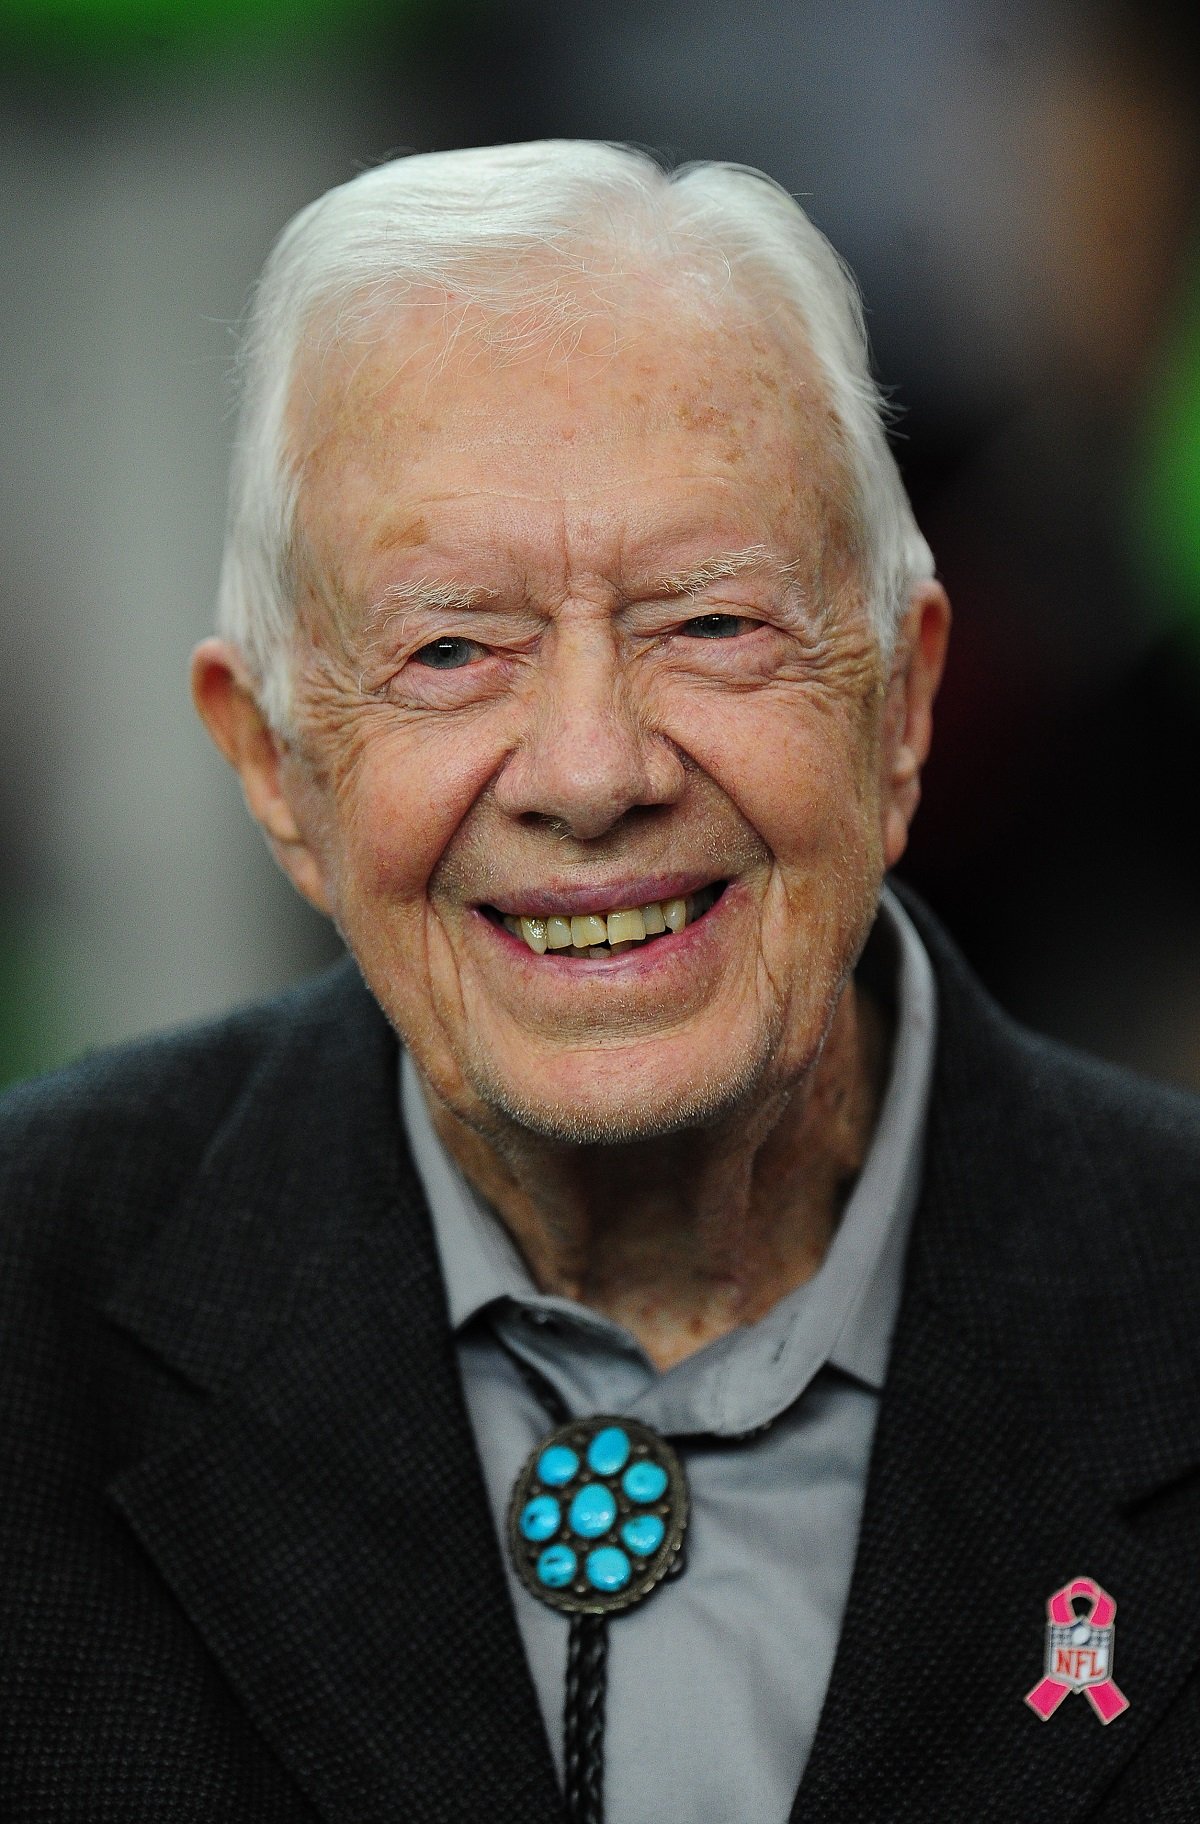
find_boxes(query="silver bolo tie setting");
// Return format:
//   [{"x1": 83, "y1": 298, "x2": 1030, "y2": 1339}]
[
  {"x1": 506, "y1": 1412, "x2": 689, "y2": 1823},
  {"x1": 507, "y1": 1414, "x2": 688, "y2": 1615}
]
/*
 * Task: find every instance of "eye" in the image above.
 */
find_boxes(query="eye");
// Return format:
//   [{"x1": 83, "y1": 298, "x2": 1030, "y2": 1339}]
[
  {"x1": 678, "y1": 613, "x2": 758, "y2": 639},
  {"x1": 411, "y1": 636, "x2": 484, "y2": 669}
]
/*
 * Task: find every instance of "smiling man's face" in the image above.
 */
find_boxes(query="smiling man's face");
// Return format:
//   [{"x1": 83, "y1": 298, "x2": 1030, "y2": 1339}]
[{"x1": 205, "y1": 282, "x2": 945, "y2": 1145}]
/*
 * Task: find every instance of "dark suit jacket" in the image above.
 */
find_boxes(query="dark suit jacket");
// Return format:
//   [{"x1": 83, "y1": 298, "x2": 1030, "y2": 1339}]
[{"x1": 3, "y1": 895, "x2": 1200, "y2": 1822}]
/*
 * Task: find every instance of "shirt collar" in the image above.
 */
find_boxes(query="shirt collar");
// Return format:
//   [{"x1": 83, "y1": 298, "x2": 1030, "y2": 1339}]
[{"x1": 402, "y1": 882, "x2": 936, "y2": 1433}]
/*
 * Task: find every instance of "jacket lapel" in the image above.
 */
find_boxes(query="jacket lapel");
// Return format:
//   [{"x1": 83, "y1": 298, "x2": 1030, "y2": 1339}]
[
  {"x1": 104, "y1": 964, "x2": 563, "y2": 1824},
  {"x1": 797, "y1": 899, "x2": 1200, "y2": 1820},
  {"x1": 796, "y1": 1294, "x2": 1200, "y2": 1821}
]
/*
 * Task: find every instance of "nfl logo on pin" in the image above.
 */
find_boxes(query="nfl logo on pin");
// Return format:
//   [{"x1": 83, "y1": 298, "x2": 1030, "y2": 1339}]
[
  {"x1": 1025, "y1": 1576, "x2": 1130, "y2": 1724},
  {"x1": 1046, "y1": 1615, "x2": 1113, "y2": 1692}
]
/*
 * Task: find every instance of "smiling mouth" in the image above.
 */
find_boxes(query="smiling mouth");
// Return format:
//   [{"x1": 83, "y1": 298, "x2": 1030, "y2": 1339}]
[{"x1": 483, "y1": 882, "x2": 727, "y2": 957}]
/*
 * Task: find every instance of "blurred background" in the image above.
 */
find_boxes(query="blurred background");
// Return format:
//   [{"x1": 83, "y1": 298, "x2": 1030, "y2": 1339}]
[{"x1": 2, "y1": 0, "x2": 1198, "y2": 1088}]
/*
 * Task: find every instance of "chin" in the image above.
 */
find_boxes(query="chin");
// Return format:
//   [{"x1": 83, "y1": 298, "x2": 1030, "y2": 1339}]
[{"x1": 462, "y1": 1033, "x2": 775, "y2": 1148}]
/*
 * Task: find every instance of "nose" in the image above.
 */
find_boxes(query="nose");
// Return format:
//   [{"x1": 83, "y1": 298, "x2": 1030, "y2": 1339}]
[{"x1": 493, "y1": 620, "x2": 685, "y2": 841}]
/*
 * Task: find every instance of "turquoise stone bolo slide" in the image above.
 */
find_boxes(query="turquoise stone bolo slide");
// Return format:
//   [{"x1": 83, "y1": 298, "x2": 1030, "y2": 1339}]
[{"x1": 507, "y1": 1415, "x2": 688, "y2": 1616}]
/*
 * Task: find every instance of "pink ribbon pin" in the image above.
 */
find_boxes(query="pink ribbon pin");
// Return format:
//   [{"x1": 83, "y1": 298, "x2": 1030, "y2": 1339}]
[{"x1": 1026, "y1": 1576, "x2": 1129, "y2": 1724}]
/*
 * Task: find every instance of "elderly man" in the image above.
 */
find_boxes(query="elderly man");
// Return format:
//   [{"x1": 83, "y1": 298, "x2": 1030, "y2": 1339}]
[{"x1": 3, "y1": 142, "x2": 1200, "y2": 1824}]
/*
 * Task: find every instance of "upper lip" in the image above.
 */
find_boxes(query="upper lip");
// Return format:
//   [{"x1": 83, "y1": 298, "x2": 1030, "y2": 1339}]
[{"x1": 481, "y1": 872, "x2": 725, "y2": 919}]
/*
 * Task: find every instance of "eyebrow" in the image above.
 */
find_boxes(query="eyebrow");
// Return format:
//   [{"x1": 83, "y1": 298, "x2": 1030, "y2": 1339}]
[
  {"x1": 652, "y1": 545, "x2": 805, "y2": 599},
  {"x1": 361, "y1": 576, "x2": 497, "y2": 640},
  {"x1": 359, "y1": 544, "x2": 805, "y2": 636}
]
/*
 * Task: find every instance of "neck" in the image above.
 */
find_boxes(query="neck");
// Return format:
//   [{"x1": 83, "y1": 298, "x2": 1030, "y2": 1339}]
[{"x1": 426, "y1": 981, "x2": 891, "y2": 1372}]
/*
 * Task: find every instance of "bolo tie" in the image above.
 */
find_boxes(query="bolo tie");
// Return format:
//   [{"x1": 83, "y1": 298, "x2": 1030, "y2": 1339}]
[{"x1": 504, "y1": 1360, "x2": 689, "y2": 1824}]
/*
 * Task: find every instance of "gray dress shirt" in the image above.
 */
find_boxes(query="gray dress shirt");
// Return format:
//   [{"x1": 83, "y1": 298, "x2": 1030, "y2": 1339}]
[{"x1": 401, "y1": 884, "x2": 936, "y2": 1824}]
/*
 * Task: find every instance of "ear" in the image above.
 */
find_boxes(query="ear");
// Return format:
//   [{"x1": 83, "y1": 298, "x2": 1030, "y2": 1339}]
[
  {"x1": 879, "y1": 580, "x2": 951, "y2": 869},
  {"x1": 190, "y1": 638, "x2": 334, "y2": 916}
]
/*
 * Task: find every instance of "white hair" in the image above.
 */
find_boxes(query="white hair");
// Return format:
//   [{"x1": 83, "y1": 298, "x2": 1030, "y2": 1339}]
[{"x1": 216, "y1": 140, "x2": 934, "y2": 729}]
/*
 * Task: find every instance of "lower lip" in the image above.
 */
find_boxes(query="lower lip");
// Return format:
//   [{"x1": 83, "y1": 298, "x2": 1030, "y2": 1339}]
[{"x1": 471, "y1": 886, "x2": 738, "y2": 978}]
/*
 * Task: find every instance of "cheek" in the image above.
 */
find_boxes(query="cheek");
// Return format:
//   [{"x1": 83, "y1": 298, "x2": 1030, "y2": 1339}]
[
  {"x1": 665, "y1": 687, "x2": 881, "y2": 870},
  {"x1": 318, "y1": 714, "x2": 508, "y2": 913}
]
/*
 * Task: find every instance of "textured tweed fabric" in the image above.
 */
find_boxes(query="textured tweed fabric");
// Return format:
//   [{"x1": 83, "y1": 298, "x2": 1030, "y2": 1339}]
[{"x1": 2, "y1": 890, "x2": 1200, "y2": 1822}]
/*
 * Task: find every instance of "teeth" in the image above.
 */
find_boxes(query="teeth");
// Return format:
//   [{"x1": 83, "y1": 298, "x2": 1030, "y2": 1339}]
[
  {"x1": 519, "y1": 916, "x2": 548, "y2": 955},
  {"x1": 571, "y1": 914, "x2": 608, "y2": 948},
  {"x1": 606, "y1": 908, "x2": 645, "y2": 944},
  {"x1": 502, "y1": 888, "x2": 720, "y2": 955}
]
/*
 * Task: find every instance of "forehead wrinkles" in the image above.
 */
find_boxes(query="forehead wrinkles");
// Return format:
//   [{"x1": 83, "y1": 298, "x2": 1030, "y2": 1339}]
[{"x1": 286, "y1": 288, "x2": 863, "y2": 608}]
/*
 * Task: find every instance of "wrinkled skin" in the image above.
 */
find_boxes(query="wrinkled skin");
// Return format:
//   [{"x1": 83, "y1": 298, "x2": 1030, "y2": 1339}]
[{"x1": 195, "y1": 283, "x2": 949, "y2": 1365}]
